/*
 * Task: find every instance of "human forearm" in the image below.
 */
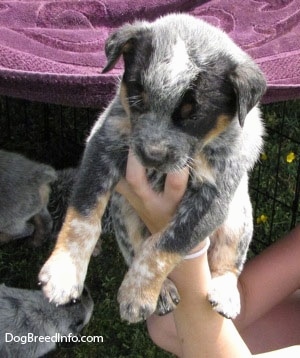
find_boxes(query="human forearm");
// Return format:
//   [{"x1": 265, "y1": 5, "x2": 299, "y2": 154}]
[{"x1": 169, "y1": 252, "x2": 252, "y2": 358}]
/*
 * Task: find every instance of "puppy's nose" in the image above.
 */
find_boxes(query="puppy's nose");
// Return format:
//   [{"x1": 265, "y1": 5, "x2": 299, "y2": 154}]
[{"x1": 139, "y1": 144, "x2": 168, "y2": 165}]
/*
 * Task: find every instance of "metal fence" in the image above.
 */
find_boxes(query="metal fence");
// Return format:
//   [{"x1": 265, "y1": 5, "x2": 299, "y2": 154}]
[{"x1": 0, "y1": 96, "x2": 299, "y2": 255}]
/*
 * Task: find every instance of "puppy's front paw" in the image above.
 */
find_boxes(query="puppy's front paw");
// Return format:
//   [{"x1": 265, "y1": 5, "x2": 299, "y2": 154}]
[
  {"x1": 207, "y1": 272, "x2": 240, "y2": 319},
  {"x1": 155, "y1": 278, "x2": 180, "y2": 316},
  {"x1": 117, "y1": 274, "x2": 160, "y2": 323},
  {"x1": 38, "y1": 251, "x2": 85, "y2": 305}
]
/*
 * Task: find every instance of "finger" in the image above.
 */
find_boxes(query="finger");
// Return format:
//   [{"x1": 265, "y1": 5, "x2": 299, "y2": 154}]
[
  {"x1": 125, "y1": 149, "x2": 153, "y2": 199},
  {"x1": 164, "y1": 166, "x2": 189, "y2": 204},
  {"x1": 115, "y1": 177, "x2": 131, "y2": 196}
]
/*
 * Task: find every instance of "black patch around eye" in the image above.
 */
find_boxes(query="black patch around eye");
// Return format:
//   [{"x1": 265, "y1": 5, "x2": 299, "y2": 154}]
[{"x1": 172, "y1": 89, "x2": 197, "y2": 124}]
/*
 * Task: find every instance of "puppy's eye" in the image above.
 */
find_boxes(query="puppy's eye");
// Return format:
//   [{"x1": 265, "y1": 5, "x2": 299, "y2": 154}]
[
  {"x1": 180, "y1": 103, "x2": 194, "y2": 119},
  {"x1": 172, "y1": 90, "x2": 197, "y2": 125}
]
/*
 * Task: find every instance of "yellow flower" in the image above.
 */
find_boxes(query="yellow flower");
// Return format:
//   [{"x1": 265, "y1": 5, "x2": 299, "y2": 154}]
[
  {"x1": 286, "y1": 152, "x2": 296, "y2": 163},
  {"x1": 256, "y1": 214, "x2": 268, "y2": 224},
  {"x1": 260, "y1": 152, "x2": 268, "y2": 160}
]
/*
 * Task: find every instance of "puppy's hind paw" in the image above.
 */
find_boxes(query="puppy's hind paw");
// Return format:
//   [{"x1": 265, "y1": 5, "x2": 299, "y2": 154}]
[
  {"x1": 155, "y1": 278, "x2": 180, "y2": 316},
  {"x1": 207, "y1": 272, "x2": 240, "y2": 319},
  {"x1": 38, "y1": 251, "x2": 85, "y2": 305}
]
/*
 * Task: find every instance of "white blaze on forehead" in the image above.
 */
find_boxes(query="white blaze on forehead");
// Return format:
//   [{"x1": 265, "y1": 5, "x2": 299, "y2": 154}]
[
  {"x1": 169, "y1": 37, "x2": 191, "y2": 79},
  {"x1": 145, "y1": 35, "x2": 198, "y2": 103}
]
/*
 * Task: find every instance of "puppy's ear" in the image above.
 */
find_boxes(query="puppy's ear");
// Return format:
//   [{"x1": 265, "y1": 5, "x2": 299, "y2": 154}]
[
  {"x1": 230, "y1": 62, "x2": 266, "y2": 126},
  {"x1": 102, "y1": 23, "x2": 145, "y2": 73}
]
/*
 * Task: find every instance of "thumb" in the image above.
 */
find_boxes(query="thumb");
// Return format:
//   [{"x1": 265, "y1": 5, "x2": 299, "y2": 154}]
[{"x1": 164, "y1": 166, "x2": 189, "y2": 204}]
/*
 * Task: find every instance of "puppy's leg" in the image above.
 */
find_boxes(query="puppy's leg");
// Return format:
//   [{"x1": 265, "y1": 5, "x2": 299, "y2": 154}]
[
  {"x1": 207, "y1": 177, "x2": 253, "y2": 319},
  {"x1": 118, "y1": 232, "x2": 182, "y2": 323},
  {"x1": 111, "y1": 193, "x2": 180, "y2": 317},
  {"x1": 29, "y1": 207, "x2": 53, "y2": 247},
  {"x1": 39, "y1": 113, "x2": 128, "y2": 304},
  {"x1": 3, "y1": 222, "x2": 35, "y2": 241}
]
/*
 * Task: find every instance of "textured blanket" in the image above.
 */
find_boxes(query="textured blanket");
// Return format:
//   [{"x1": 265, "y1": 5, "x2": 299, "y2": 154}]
[{"x1": 0, "y1": 0, "x2": 299, "y2": 108}]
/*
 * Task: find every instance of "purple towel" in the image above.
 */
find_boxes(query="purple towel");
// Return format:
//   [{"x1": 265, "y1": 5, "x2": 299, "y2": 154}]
[{"x1": 0, "y1": 0, "x2": 299, "y2": 107}]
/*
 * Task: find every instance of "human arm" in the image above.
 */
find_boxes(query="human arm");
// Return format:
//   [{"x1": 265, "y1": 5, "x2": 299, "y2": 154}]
[
  {"x1": 115, "y1": 151, "x2": 300, "y2": 357},
  {"x1": 115, "y1": 151, "x2": 251, "y2": 356}
]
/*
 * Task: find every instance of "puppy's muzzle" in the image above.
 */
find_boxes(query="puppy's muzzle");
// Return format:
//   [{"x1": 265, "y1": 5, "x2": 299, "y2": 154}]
[{"x1": 135, "y1": 143, "x2": 171, "y2": 168}]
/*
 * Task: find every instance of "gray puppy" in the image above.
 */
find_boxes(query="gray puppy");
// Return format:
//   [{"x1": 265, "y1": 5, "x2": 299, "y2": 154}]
[
  {"x1": 0, "y1": 284, "x2": 93, "y2": 357},
  {"x1": 0, "y1": 150, "x2": 57, "y2": 246},
  {"x1": 39, "y1": 14, "x2": 266, "y2": 323}
]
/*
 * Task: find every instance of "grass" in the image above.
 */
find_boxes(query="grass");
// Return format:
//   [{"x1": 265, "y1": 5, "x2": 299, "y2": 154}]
[
  {"x1": 0, "y1": 234, "x2": 170, "y2": 358},
  {"x1": 0, "y1": 98, "x2": 299, "y2": 357}
]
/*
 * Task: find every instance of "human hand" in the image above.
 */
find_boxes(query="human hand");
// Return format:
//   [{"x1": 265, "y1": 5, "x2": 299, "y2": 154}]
[{"x1": 115, "y1": 149, "x2": 189, "y2": 234}]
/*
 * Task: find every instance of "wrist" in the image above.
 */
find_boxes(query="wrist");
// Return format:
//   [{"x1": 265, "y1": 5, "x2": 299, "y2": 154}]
[
  {"x1": 184, "y1": 237, "x2": 210, "y2": 259},
  {"x1": 169, "y1": 247, "x2": 211, "y2": 299}
]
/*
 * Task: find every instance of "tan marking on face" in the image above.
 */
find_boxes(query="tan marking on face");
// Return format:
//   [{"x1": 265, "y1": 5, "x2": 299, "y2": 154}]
[
  {"x1": 204, "y1": 114, "x2": 231, "y2": 145},
  {"x1": 192, "y1": 152, "x2": 215, "y2": 184},
  {"x1": 54, "y1": 192, "x2": 110, "y2": 259},
  {"x1": 110, "y1": 113, "x2": 131, "y2": 136},
  {"x1": 120, "y1": 80, "x2": 148, "y2": 116},
  {"x1": 120, "y1": 82, "x2": 130, "y2": 116},
  {"x1": 209, "y1": 223, "x2": 241, "y2": 277}
]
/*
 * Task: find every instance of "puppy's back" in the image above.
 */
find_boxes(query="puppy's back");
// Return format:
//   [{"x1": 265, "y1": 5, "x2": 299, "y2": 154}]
[
  {"x1": 0, "y1": 150, "x2": 57, "y2": 225},
  {"x1": 0, "y1": 150, "x2": 56, "y2": 187}
]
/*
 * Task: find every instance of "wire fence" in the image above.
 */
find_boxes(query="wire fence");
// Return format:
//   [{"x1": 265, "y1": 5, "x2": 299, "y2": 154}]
[{"x1": 0, "y1": 96, "x2": 299, "y2": 255}]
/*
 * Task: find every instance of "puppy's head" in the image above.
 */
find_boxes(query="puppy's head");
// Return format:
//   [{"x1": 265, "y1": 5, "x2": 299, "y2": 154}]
[
  {"x1": 57, "y1": 286, "x2": 94, "y2": 335},
  {"x1": 103, "y1": 14, "x2": 266, "y2": 172}
]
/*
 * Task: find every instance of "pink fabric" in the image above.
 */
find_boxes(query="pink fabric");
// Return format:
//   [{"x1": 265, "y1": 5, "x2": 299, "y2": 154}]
[{"x1": 0, "y1": 0, "x2": 299, "y2": 107}]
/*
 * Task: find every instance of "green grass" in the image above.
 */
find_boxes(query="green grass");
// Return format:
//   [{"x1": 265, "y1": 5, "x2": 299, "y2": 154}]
[
  {"x1": 0, "y1": 234, "x2": 171, "y2": 358},
  {"x1": 0, "y1": 99, "x2": 299, "y2": 357}
]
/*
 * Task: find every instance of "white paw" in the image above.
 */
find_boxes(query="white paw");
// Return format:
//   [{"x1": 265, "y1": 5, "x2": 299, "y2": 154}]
[
  {"x1": 207, "y1": 272, "x2": 240, "y2": 319},
  {"x1": 39, "y1": 251, "x2": 86, "y2": 305}
]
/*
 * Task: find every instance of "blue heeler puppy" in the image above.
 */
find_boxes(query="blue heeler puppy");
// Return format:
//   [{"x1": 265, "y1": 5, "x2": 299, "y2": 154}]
[
  {"x1": 0, "y1": 150, "x2": 57, "y2": 246},
  {"x1": 39, "y1": 14, "x2": 266, "y2": 323},
  {"x1": 0, "y1": 284, "x2": 93, "y2": 357}
]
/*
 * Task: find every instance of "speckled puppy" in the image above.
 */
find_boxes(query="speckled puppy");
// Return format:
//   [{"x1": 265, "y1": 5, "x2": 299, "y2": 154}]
[
  {"x1": 0, "y1": 150, "x2": 57, "y2": 246},
  {"x1": 39, "y1": 14, "x2": 266, "y2": 323}
]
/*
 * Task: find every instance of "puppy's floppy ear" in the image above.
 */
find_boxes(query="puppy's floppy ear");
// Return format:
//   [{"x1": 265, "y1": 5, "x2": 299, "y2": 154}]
[
  {"x1": 102, "y1": 23, "x2": 146, "y2": 73},
  {"x1": 229, "y1": 62, "x2": 266, "y2": 126}
]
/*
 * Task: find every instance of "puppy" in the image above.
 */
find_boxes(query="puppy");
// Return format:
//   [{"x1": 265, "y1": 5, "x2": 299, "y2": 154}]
[
  {"x1": 0, "y1": 284, "x2": 93, "y2": 357},
  {"x1": 39, "y1": 14, "x2": 266, "y2": 323},
  {"x1": 0, "y1": 150, "x2": 57, "y2": 246}
]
